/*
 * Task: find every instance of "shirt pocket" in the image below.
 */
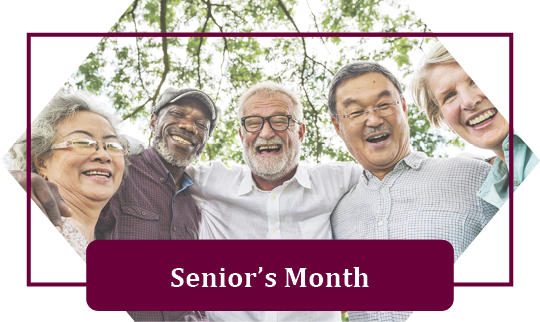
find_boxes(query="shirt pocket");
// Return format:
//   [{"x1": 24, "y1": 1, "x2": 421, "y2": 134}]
[
  {"x1": 119, "y1": 204, "x2": 161, "y2": 240},
  {"x1": 299, "y1": 213, "x2": 333, "y2": 239}
]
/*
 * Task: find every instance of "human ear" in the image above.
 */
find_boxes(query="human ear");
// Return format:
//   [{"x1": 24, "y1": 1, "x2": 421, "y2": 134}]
[
  {"x1": 149, "y1": 113, "x2": 159, "y2": 132},
  {"x1": 401, "y1": 97, "x2": 408, "y2": 118},
  {"x1": 297, "y1": 122, "x2": 306, "y2": 143},
  {"x1": 35, "y1": 157, "x2": 48, "y2": 179},
  {"x1": 331, "y1": 116, "x2": 344, "y2": 140},
  {"x1": 238, "y1": 127, "x2": 244, "y2": 143}
]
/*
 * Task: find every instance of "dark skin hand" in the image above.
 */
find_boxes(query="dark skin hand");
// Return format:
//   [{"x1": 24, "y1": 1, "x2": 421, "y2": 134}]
[{"x1": 10, "y1": 170, "x2": 72, "y2": 232}]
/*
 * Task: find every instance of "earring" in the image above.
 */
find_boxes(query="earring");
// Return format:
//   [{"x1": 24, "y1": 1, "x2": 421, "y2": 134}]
[{"x1": 40, "y1": 173, "x2": 48, "y2": 181}]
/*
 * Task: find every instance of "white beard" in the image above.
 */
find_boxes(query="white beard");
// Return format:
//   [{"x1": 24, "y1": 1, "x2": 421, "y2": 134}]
[
  {"x1": 243, "y1": 132, "x2": 301, "y2": 182},
  {"x1": 152, "y1": 135, "x2": 200, "y2": 168}
]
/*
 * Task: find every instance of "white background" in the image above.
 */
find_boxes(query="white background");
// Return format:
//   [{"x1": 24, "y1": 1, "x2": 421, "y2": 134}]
[{"x1": 1, "y1": 0, "x2": 539, "y2": 321}]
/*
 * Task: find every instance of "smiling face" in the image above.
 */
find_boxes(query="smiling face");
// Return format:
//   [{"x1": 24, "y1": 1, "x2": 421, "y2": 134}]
[
  {"x1": 428, "y1": 63, "x2": 509, "y2": 151},
  {"x1": 37, "y1": 111, "x2": 125, "y2": 203},
  {"x1": 332, "y1": 73, "x2": 411, "y2": 178},
  {"x1": 150, "y1": 98, "x2": 211, "y2": 168},
  {"x1": 239, "y1": 92, "x2": 305, "y2": 182}
]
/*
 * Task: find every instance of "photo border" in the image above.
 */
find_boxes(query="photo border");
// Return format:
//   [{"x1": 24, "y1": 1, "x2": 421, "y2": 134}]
[{"x1": 26, "y1": 32, "x2": 513, "y2": 288}]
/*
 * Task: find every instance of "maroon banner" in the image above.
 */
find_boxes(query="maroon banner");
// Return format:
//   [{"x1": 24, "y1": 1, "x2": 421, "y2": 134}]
[{"x1": 87, "y1": 240, "x2": 453, "y2": 311}]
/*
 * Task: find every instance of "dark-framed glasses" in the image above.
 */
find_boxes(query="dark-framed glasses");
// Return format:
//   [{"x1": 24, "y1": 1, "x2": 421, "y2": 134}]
[
  {"x1": 241, "y1": 114, "x2": 301, "y2": 133},
  {"x1": 51, "y1": 138, "x2": 129, "y2": 155},
  {"x1": 332, "y1": 99, "x2": 402, "y2": 123}
]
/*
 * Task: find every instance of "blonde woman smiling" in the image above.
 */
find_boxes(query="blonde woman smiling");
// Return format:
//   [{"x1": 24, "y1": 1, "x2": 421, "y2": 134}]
[{"x1": 410, "y1": 41, "x2": 538, "y2": 208}]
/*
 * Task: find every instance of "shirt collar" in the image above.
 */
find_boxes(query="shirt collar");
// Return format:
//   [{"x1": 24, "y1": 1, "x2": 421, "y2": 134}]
[
  {"x1": 362, "y1": 151, "x2": 427, "y2": 184},
  {"x1": 399, "y1": 151, "x2": 428, "y2": 170},
  {"x1": 237, "y1": 170, "x2": 255, "y2": 196},
  {"x1": 177, "y1": 172, "x2": 194, "y2": 192},
  {"x1": 294, "y1": 165, "x2": 312, "y2": 189},
  {"x1": 141, "y1": 148, "x2": 195, "y2": 191},
  {"x1": 236, "y1": 164, "x2": 311, "y2": 196}
]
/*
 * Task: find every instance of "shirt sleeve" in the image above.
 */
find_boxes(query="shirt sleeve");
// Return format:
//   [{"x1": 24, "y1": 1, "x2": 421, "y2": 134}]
[
  {"x1": 185, "y1": 164, "x2": 206, "y2": 198},
  {"x1": 476, "y1": 160, "x2": 500, "y2": 226}
]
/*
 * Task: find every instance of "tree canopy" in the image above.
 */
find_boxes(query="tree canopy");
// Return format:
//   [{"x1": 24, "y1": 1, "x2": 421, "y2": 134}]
[{"x1": 66, "y1": 0, "x2": 463, "y2": 165}]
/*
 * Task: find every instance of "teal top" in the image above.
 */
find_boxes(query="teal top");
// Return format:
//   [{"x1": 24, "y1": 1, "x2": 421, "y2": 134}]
[{"x1": 477, "y1": 133, "x2": 539, "y2": 208}]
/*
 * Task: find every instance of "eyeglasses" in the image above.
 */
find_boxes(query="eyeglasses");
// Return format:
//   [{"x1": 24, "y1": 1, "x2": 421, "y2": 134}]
[
  {"x1": 332, "y1": 99, "x2": 402, "y2": 123},
  {"x1": 241, "y1": 114, "x2": 301, "y2": 133},
  {"x1": 51, "y1": 138, "x2": 129, "y2": 155}
]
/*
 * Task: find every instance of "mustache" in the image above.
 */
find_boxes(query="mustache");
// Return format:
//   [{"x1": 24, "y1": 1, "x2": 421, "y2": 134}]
[
  {"x1": 362, "y1": 126, "x2": 392, "y2": 139},
  {"x1": 158, "y1": 129, "x2": 200, "y2": 145},
  {"x1": 252, "y1": 136, "x2": 285, "y2": 149}
]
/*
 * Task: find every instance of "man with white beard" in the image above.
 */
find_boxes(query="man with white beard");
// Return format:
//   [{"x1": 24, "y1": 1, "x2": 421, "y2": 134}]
[{"x1": 185, "y1": 81, "x2": 362, "y2": 321}]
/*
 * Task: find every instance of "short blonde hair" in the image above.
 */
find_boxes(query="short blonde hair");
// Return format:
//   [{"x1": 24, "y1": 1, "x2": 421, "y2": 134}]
[{"x1": 410, "y1": 41, "x2": 457, "y2": 128}]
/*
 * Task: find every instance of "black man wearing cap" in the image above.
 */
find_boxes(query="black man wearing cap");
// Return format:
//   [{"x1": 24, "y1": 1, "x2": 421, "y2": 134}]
[{"x1": 95, "y1": 88, "x2": 220, "y2": 321}]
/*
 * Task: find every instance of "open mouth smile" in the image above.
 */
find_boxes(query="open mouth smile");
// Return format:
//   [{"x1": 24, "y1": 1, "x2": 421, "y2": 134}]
[
  {"x1": 366, "y1": 133, "x2": 390, "y2": 144},
  {"x1": 171, "y1": 135, "x2": 193, "y2": 146},
  {"x1": 82, "y1": 170, "x2": 111, "y2": 178},
  {"x1": 256, "y1": 144, "x2": 282, "y2": 155},
  {"x1": 467, "y1": 109, "x2": 498, "y2": 127}
]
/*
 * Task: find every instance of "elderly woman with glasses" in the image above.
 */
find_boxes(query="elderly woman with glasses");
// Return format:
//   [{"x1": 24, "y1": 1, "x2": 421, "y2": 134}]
[
  {"x1": 9, "y1": 89, "x2": 129, "y2": 261},
  {"x1": 410, "y1": 41, "x2": 538, "y2": 208}
]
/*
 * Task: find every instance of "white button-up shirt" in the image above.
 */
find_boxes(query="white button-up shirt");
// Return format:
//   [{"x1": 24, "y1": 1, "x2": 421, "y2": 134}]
[{"x1": 186, "y1": 161, "x2": 362, "y2": 322}]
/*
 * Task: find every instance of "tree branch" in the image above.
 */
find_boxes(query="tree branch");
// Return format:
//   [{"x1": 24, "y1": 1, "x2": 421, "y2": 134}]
[
  {"x1": 132, "y1": 6, "x2": 149, "y2": 97},
  {"x1": 205, "y1": 4, "x2": 229, "y2": 100},
  {"x1": 122, "y1": 0, "x2": 169, "y2": 120},
  {"x1": 113, "y1": 0, "x2": 139, "y2": 32},
  {"x1": 211, "y1": 3, "x2": 248, "y2": 24},
  {"x1": 419, "y1": 24, "x2": 428, "y2": 51},
  {"x1": 153, "y1": 0, "x2": 170, "y2": 104},
  {"x1": 277, "y1": 0, "x2": 301, "y2": 32},
  {"x1": 306, "y1": 0, "x2": 331, "y2": 56},
  {"x1": 277, "y1": 0, "x2": 321, "y2": 162},
  {"x1": 196, "y1": 1, "x2": 212, "y2": 89}
]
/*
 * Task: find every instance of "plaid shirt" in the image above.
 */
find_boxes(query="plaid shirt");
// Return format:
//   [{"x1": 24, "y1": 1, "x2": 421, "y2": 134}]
[
  {"x1": 95, "y1": 148, "x2": 203, "y2": 321},
  {"x1": 331, "y1": 152, "x2": 499, "y2": 322}
]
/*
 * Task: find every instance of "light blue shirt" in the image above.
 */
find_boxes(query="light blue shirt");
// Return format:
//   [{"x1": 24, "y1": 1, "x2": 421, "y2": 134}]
[
  {"x1": 477, "y1": 133, "x2": 539, "y2": 208},
  {"x1": 331, "y1": 152, "x2": 499, "y2": 322}
]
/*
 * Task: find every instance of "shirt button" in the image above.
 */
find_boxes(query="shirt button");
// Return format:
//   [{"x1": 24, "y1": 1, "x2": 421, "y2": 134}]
[
  {"x1": 406, "y1": 166, "x2": 411, "y2": 170},
  {"x1": 272, "y1": 195, "x2": 276, "y2": 200},
  {"x1": 173, "y1": 226, "x2": 177, "y2": 232},
  {"x1": 505, "y1": 142, "x2": 510, "y2": 150},
  {"x1": 379, "y1": 188, "x2": 385, "y2": 193},
  {"x1": 378, "y1": 221, "x2": 384, "y2": 226},
  {"x1": 514, "y1": 179, "x2": 520, "y2": 186},
  {"x1": 271, "y1": 228, "x2": 276, "y2": 233},
  {"x1": 141, "y1": 211, "x2": 146, "y2": 216},
  {"x1": 381, "y1": 311, "x2": 386, "y2": 314}
]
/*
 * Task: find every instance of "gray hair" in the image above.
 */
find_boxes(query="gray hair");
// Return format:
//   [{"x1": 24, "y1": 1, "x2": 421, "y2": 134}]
[
  {"x1": 237, "y1": 81, "x2": 303, "y2": 122},
  {"x1": 328, "y1": 61, "x2": 403, "y2": 117},
  {"x1": 409, "y1": 41, "x2": 457, "y2": 128},
  {"x1": 9, "y1": 89, "x2": 130, "y2": 178}
]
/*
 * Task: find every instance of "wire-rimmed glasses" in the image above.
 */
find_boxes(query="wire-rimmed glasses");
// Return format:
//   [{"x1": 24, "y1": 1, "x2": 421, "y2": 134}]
[
  {"x1": 331, "y1": 99, "x2": 402, "y2": 123},
  {"x1": 51, "y1": 138, "x2": 129, "y2": 155}
]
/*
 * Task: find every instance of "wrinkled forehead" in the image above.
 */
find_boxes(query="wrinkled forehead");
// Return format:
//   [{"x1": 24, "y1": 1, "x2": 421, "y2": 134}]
[{"x1": 243, "y1": 92, "x2": 294, "y2": 116}]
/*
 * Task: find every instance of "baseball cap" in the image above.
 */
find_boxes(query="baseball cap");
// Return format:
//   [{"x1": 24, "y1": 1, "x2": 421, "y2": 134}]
[{"x1": 151, "y1": 88, "x2": 221, "y2": 134}]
